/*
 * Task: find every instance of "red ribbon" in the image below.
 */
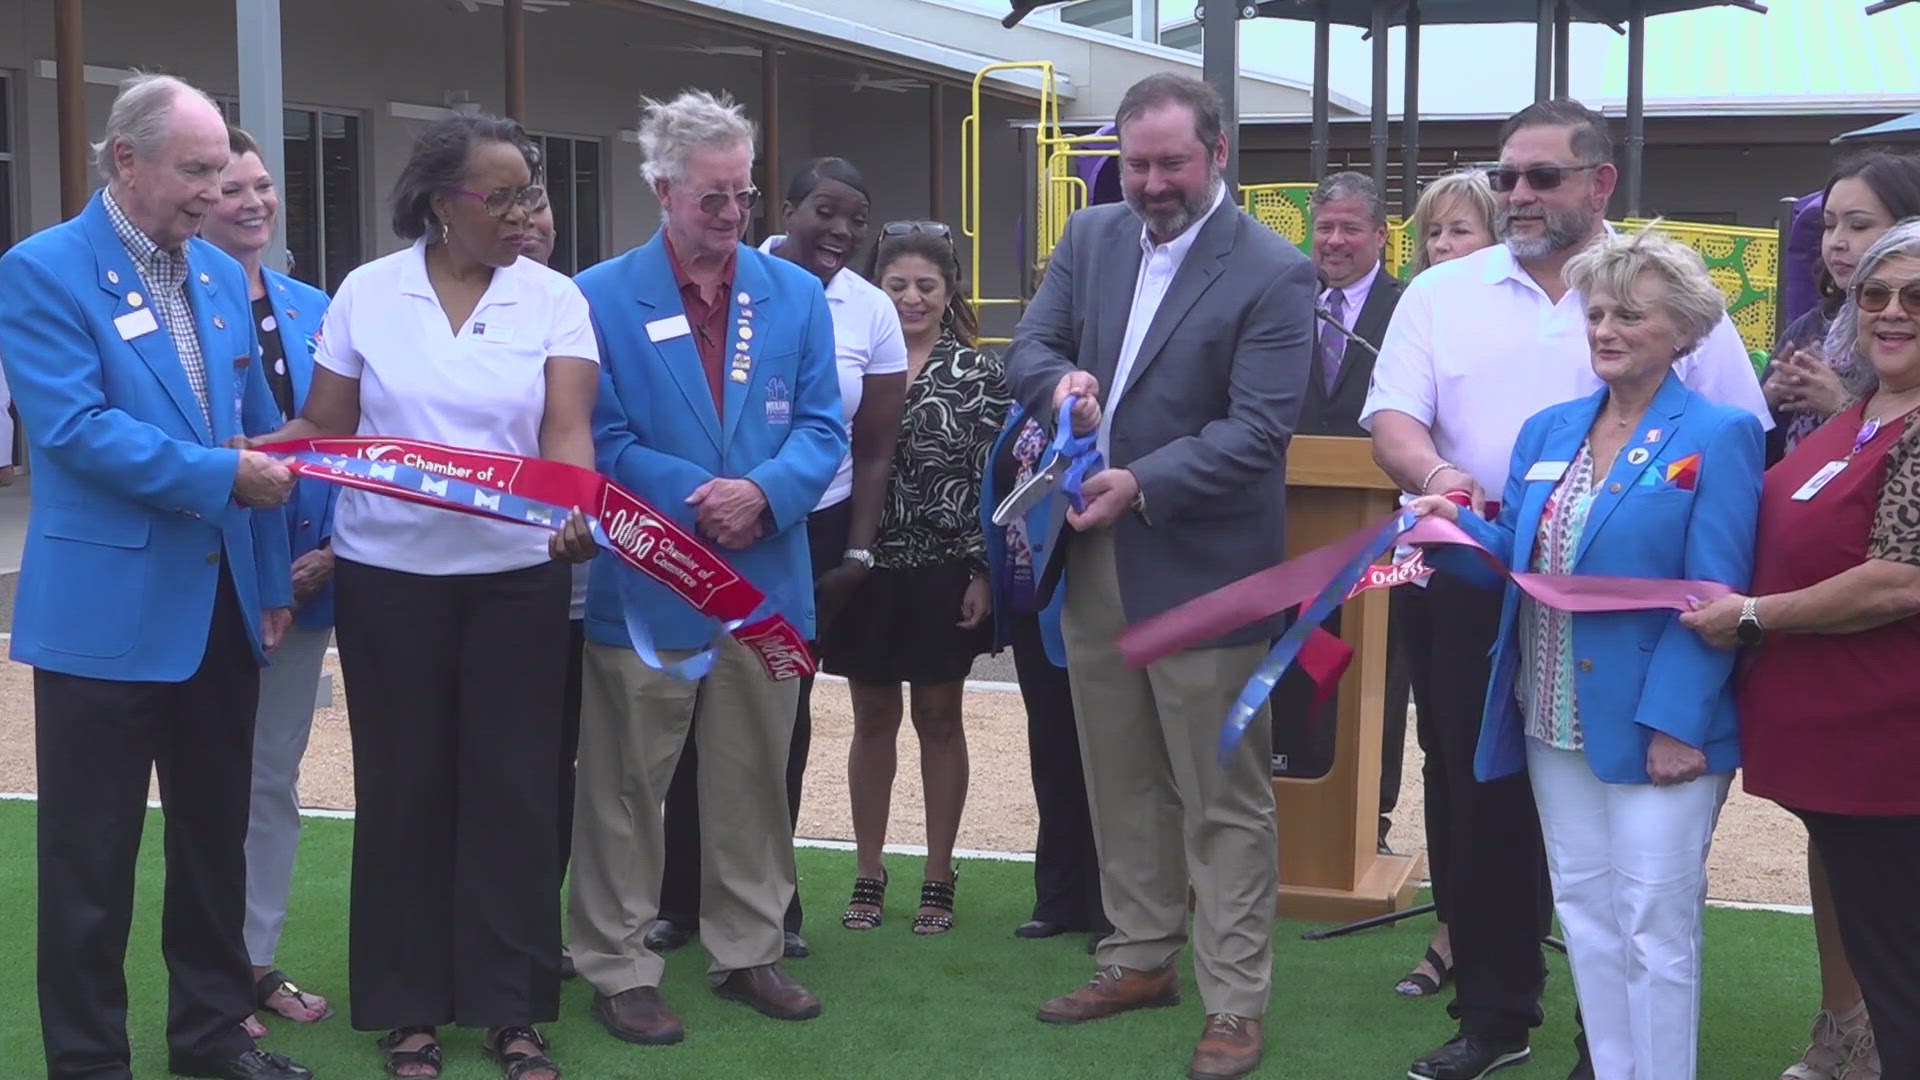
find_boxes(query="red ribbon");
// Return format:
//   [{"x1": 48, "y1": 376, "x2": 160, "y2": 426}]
[{"x1": 258, "y1": 436, "x2": 815, "y2": 680}]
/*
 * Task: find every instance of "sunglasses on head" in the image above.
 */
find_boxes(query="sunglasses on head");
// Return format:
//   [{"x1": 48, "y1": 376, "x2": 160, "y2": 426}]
[
  {"x1": 1856, "y1": 279, "x2": 1920, "y2": 318},
  {"x1": 694, "y1": 186, "x2": 760, "y2": 216},
  {"x1": 881, "y1": 220, "x2": 954, "y2": 243},
  {"x1": 1487, "y1": 163, "x2": 1600, "y2": 194},
  {"x1": 451, "y1": 184, "x2": 548, "y2": 218}
]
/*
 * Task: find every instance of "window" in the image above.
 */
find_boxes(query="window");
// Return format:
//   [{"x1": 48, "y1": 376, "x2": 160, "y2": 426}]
[
  {"x1": 0, "y1": 71, "x2": 15, "y2": 258},
  {"x1": 1060, "y1": 0, "x2": 1133, "y2": 36},
  {"x1": 529, "y1": 133, "x2": 603, "y2": 275},
  {"x1": 1162, "y1": 22, "x2": 1202, "y2": 52},
  {"x1": 216, "y1": 101, "x2": 364, "y2": 294}
]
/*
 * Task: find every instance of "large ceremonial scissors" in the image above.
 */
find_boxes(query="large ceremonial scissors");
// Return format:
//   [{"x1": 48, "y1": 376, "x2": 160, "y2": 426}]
[{"x1": 991, "y1": 394, "x2": 1103, "y2": 526}]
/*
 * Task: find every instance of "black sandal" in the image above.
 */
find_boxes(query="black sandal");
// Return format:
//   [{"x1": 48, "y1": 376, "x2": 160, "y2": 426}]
[
  {"x1": 842, "y1": 870, "x2": 887, "y2": 930},
  {"x1": 484, "y1": 1026, "x2": 560, "y2": 1080},
  {"x1": 913, "y1": 868, "x2": 960, "y2": 935},
  {"x1": 375, "y1": 1026, "x2": 442, "y2": 1079},
  {"x1": 1395, "y1": 945, "x2": 1454, "y2": 998}
]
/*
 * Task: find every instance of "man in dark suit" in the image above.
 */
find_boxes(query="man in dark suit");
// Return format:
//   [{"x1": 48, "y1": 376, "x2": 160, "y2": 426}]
[
  {"x1": 1284, "y1": 172, "x2": 1414, "y2": 854},
  {"x1": 1005, "y1": 72, "x2": 1315, "y2": 1080},
  {"x1": 1300, "y1": 171, "x2": 1400, "y2": 437}
]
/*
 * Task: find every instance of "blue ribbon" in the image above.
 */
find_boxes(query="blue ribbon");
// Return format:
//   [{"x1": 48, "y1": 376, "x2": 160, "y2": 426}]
[
  {"x1": 1216, "y1": 508, "x2": 1418, "y2": 766},
  {"x1": 1048, "y1": 395, "x2": 1103, "y2": 513},
  {"x1": 297, "y1": 450, "x2": 730, "y2": 681}
]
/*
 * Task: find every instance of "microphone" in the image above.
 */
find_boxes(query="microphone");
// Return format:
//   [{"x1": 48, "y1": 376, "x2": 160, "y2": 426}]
[{"x1": 1314, "y1": 300, "x2": 1380, "y2": 358}]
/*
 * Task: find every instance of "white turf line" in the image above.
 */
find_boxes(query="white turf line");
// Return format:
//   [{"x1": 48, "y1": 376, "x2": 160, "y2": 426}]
[{"x1": 0, "y1": 790, "x2": 1812, "y2": 914}]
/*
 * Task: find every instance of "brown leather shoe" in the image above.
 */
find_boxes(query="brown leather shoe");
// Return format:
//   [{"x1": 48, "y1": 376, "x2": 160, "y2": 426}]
[
  {"x1": 1036, "y1": 964, "x2": 1180, "y2": 1024},
  {"x1": 1188, "y1": 1014, "x2": 1263, "y2": 1080},
  {"x1": 590, "y1": 987, "x2": 685, "y2": 1045},
  {"x1": 713, "y1": 963, "x2": 822, "y2": 1021}
]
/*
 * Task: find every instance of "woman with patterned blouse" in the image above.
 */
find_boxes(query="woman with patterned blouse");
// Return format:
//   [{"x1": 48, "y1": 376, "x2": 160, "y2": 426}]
[
  {"x1": 1414, "y1": 230, "x2": 1764, "y2": 1079},
  {"x1": 823, "y1": 226, "x2": 1009, "y2": 936},
  {"x1": 1685, "y1": 219, "x2": 1920, "y2": 1078}
]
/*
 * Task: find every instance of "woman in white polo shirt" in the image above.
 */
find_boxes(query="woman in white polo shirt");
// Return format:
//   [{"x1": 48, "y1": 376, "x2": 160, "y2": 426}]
[
  {"x1": 257, "y1": 113, "x2": 596, "y2": 1080},
  {"x1": 649, "y1": 156, "x2": 908, "y2": 957}
]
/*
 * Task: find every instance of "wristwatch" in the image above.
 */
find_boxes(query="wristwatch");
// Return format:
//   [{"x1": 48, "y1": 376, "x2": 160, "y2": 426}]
[
  {"x1": 1735, "y1": 596, "x2": 1764, "y2": 646},
  {"x1": 843, "y1": 548, "x2": 875, "y2": 570}
]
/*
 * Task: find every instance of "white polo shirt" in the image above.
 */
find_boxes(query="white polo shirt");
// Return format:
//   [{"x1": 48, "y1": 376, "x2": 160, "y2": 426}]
[
  {"x1": 1360, "y1": 241, "x2": 1771, "y2": 496},
  {"x1": 315, "y1": 239, "x2": 601, "y2": 575},
  {"x1": 758, "y1": 235, "x2": 908, "y2": 510}
]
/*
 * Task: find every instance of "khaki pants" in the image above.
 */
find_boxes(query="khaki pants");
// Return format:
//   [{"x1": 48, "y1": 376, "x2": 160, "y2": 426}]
[
  {"x1": 568, "y1": 637, "x2": 801, "y2": 992},
  {"x1": 1062, "y1": 528, "x2": 1278, "y2": 1018}
]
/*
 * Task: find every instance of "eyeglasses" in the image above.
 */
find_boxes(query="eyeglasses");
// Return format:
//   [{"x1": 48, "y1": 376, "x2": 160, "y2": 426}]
[
  {"x1": 451, "y1": 184, "x2": 548, "y2": 218},
  {"x1": 880, "y1": 220, "x2": 955, "y2": 246},
  {"x1": 1855, "y1": 280, "x2": 1920, "y2": 318},
  {"x1": 1486, "y1": 163, "x2": 1600, "y2": 194},
  {"x1": 692, "y1": 186, "x2": 760, "y2": 216}
]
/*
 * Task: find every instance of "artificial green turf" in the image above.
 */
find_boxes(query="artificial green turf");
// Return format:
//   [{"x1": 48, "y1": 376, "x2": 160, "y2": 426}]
[{"x1": 1, "y1": 802, "x2": 1820, "y2": 1078}]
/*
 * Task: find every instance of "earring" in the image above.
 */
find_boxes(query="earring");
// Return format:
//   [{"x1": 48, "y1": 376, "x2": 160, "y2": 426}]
[
  {"x1": 941, "y1": 307, "x2": 955, "y2": 328},
  {"x1": 435, "y1": 215, "x2": 449, "y2": 245}
]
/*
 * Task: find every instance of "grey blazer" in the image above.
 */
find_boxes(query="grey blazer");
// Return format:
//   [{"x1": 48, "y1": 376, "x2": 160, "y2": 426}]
[{"x1": 1004, "y1": 197, "x2": 1316, "y2": 646}]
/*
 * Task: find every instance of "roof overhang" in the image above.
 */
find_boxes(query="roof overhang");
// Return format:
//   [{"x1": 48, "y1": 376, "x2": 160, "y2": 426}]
[{"x1": 599, "y1": 0, "x2": 1073, "y2": 103}]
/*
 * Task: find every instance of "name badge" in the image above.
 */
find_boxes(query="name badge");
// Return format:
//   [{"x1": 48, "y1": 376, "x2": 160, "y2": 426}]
[
  {"x1": 646, "y1": 314, "x2": 691, "y2": 343},
  {"x1": 115, "y1": 308, "x2": 160, "y2": 341},
  {"x1": 1791, "y1": 460, "x2": 1848, "y2": 502},
  {"x1": 472, "y1": 321, "x2": 516, "y2": 345},
  {"x1": 1525, "y1": 460, "x2": 1569, "y2": 482}
]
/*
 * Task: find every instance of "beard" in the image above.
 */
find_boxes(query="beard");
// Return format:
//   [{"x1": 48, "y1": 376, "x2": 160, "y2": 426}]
[
  {"x1": 1499, "y1": 202, "x2": 1595, "y2": 259},
  {"x1": 1127, "y1": 172, "x2": 1219, "y2": 240}
]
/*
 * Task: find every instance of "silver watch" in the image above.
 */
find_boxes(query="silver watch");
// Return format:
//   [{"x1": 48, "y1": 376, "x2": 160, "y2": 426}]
[{"x1": 843, "y1": 548, "x2": 875, "y2": 569}]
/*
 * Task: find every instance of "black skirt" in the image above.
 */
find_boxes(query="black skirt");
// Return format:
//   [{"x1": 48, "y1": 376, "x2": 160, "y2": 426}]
[{"x1": 820, "y1": 560, "x2": 992, "y2": 685}]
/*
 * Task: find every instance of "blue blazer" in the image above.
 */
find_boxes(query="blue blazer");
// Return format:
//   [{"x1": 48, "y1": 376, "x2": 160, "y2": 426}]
[
  {"x1": 577, "y1": 233, "x2": 846, "y2": 650},
  {"x1": 0, "y1": 191, "x2": 294, "y2": 681},
  {"x1": 981, "y1": 403, "x2": 1067, "y2": 666},
  {"x1": 1442, "y1": 371, "x2": 1763, "y2": 784},
  {"x1": 261, "y1": 268, "x2": 337, "y2": 630}
]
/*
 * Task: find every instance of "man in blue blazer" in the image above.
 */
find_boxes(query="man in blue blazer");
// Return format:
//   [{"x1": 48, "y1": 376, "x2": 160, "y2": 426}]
[
  {"x1": 567, "y1": 89, "x2": 845, "y2": 1047},
  {"x1": 0, "y1": 77, "x2": 309, "y2": 1080}
]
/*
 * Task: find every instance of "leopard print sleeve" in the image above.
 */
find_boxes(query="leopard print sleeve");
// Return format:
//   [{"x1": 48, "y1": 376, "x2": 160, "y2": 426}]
[{"x1": 1868, "y1": 412, "x2": 1920, "y2": 567}]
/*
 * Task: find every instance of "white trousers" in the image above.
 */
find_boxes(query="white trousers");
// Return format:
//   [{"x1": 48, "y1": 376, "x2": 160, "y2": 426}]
[
  {"x1": 243, "y1": 623, "x2": 331, "y2": 967},
  {"x1": 1526, "y1": 740, "x2": 1730, "y2": 1080}
]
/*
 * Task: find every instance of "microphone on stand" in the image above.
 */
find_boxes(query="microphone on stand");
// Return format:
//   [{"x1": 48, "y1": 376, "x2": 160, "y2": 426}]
[{"x1": 1314, "y1": 300, "x2": 1380, "y2": 358}]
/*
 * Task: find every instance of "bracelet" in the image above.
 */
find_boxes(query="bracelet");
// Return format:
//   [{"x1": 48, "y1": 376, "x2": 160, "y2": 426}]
[{"x1": 1419, "y1": 461, "x2": 1459, "y2": 493}]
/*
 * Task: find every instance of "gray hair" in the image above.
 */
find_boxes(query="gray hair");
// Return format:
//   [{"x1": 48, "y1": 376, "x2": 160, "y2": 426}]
[
  {"x1": 1564, "y1": 224, "x2": 1726, "y2": 353},
  {"x1": 1311, "y1": 171, "x2": 1386, "y2": 229},
  {"x1": 91, "y1": 73, "x2": 218, "y2": 183},
  {"x1": 636, "y1": 89, "x2": 756, "y2": 187},
  {"x1": 1827, "y1": 217, "x2": 1920, "y2": 385}
]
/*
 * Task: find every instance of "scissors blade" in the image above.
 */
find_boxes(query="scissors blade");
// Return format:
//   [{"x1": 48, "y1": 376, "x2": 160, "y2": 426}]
[{"x1": 992, "y1": 460, "x2": 1066, "y2": 526}]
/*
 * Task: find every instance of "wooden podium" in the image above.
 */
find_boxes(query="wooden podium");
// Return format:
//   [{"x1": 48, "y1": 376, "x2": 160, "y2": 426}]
[{"x1": 1273, "y1": 435, "x2": 1425, "y2": 921}]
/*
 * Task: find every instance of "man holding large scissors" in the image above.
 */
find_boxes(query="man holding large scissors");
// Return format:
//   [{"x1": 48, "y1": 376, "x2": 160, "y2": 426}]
[{"x1": 1002, "y1": 72, "x2": 1314, "y2": 1080}]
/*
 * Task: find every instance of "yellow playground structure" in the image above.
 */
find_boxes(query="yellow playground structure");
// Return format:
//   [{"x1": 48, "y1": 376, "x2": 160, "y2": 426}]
[{"x1": 964, "y1": 63, "x2": 1779, "y2": 364}]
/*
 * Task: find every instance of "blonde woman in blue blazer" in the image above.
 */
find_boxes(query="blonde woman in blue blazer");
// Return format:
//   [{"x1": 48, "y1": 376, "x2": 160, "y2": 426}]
[{"x1": 1410, "y1": 229, "x2": 1764, "y2": 1080}]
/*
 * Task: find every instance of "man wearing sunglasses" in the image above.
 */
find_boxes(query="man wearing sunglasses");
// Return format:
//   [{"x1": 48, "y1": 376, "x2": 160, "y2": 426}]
[
  {"x1": 566, "y1": 89, "x2": 845, "y2": 1046},
  {"x1": 1362, "y1": 98, "x2": 1770, "y2": 1080}
]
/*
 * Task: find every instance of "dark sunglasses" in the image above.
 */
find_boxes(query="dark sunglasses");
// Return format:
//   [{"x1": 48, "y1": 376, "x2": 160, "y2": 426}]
[
  {"x1": 1487, "y1": 163, "x2": 1600, "y2": 194},
  {"x1": 1856, "y1": 280, "x2": 1920, "y2": 318},
  {"x1": 881, "y1": 220, "x2": 953, "y2": 244},
  {"x1": 695, "y1": 186, "x2": 760, "y2": 216},
  {"x1": 451, "y1": 184, "x2": 547, "y2": 218}
]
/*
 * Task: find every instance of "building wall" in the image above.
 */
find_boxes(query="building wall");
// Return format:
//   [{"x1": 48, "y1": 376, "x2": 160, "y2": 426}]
[{"x1": 0, "y1": 0, "x2": 1032, "y2": 298}]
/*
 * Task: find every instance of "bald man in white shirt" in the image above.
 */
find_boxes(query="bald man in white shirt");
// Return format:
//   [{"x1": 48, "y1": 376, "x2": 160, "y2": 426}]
[{"x1": 1363, "y1": 98, "x2": 1768, "y2": 1080}]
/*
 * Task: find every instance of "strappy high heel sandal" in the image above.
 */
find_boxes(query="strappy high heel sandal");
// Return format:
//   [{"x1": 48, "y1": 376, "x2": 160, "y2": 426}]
[
  {"x1": 376, "y1": 1026, "x2": 442, "y2": 1079},
  {"x1": 842, "y1": 869, "x2": 887, "y2": 930},
  {"x1": 913, "y1": 866, "x2": 960, "y2": 935}
]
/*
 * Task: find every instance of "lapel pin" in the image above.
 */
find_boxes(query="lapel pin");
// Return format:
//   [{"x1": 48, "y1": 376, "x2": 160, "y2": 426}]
[
  {"x1": 213, "y1": 315, "x2": 227, "y2": 330},
  {"x1": 737, "y1": 291, "x2": 750, "y2": 306},
  {"x1": 199, "y1": 272, "x2": 211, "y2": 285},
  {"x1": 287, "y1": 309, "x2": 298, "y2": 320},
  {"x1": 107, "y1": 270, "x2": 121, "y2": 285},
  {"x1": 1626, "y1": 447, "x2": 1650, "y2": 466},
  {"x1": 730, "y1": 368, "x2": 749, "y2": 383},
  {"x1": 738, "y1": 326, "x2": 754, "y2": 342},
  {"x1": 127, "y1": 291, "x2": 144, "y2": 308},
  {"x1": 1644, "y1": 428, "x2": 1662, "y2": 443}
]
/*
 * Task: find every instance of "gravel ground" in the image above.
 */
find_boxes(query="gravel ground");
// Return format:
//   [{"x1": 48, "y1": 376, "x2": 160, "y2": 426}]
[{"x1": 0, "y1": 644, "x2": 1811, "y2": 907}]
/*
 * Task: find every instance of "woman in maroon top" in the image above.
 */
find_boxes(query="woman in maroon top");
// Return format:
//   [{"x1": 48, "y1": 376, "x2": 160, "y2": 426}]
[{"x1": 1685, "y1": 218, "x2": 1920, "y2": 1076}]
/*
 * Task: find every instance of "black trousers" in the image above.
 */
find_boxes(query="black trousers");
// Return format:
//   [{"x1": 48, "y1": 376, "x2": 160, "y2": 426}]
[
  {"x1": 37, "y1": 562, "x2": 259, "y2": 1078},
  {"x1": 1380, "y1": 584, "x2": 1433, "y2": 832},
  {"x1": 334, "y1": 558, "x2": 568, "y2": 1031},
  {"x1": 1010, "y1": 613, "x2": 1110, "y2": 931},
  {"x1": 558, "y1": 618, "x2": 585, "y2": 884},
  {"x1": 1409, "y1": 572, "x2": 1552, "y2": 1042},
  {"x1": 1798, "y1": 810, "x2": 1920, "y2": 1075},
  {"x1": 657, "y1": 501, "x2": 850, "y2": 933}
]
